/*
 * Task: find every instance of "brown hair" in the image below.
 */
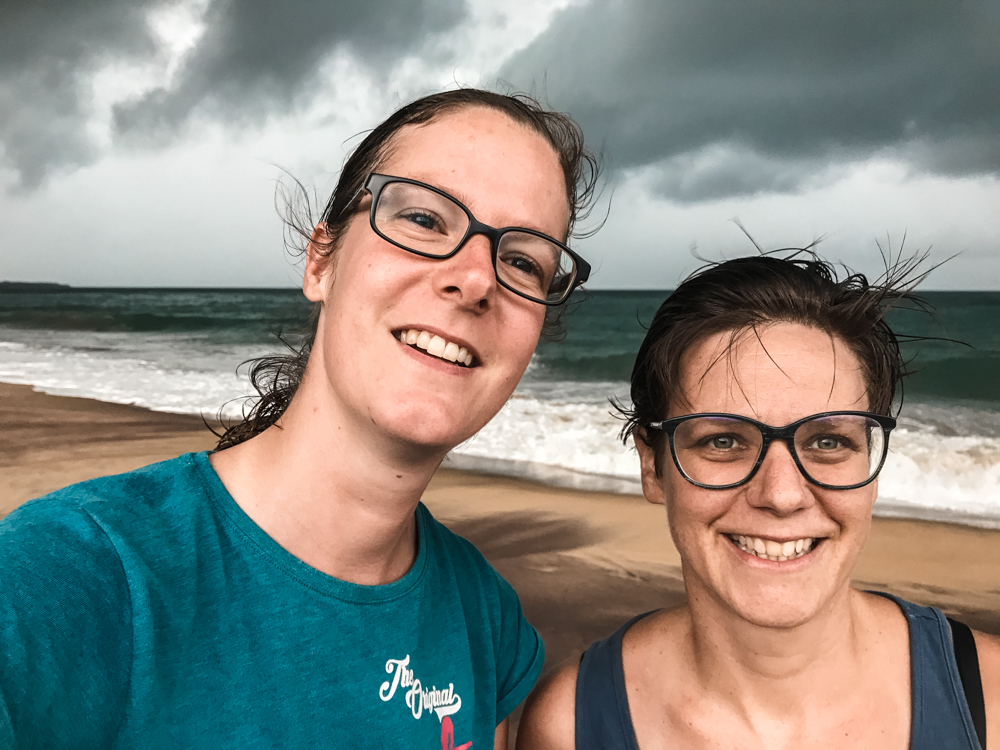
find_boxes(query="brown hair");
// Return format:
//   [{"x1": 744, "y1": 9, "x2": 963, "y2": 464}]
[
  {"x1": 617, "y1": 251, "x2": 931, "y2": 475},
  {"x1": 216, "y1": 88, "x2": 599, "y2": 449}
]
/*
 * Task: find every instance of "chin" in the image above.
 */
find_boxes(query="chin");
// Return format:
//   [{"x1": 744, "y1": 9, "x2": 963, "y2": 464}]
[
  {"x1": 380, "y1": 408, "x2": 482, "y2": 453},
  {"x1": 724, "y1": 585, "x2": 830, "y2": 629}
]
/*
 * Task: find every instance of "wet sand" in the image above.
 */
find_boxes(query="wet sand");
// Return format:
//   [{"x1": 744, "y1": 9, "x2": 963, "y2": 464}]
[
  {"x1": 4, "y1": 382, "x2": 1000, "y2": 737},
  {"x1": 0, "y1": 383, "x2": 217, "y2": 518}
]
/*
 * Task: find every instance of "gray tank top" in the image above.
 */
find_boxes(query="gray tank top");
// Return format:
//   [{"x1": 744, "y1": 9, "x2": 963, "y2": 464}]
[{"x1": 575, "y1": 594, "x2": 983, "y2": 749}]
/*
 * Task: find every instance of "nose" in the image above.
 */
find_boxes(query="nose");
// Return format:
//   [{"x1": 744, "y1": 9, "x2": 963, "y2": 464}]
[
  {"x1": 745, "y1": 439, "x2": 815, "y2": 516},
  {"x1": 432, "y1": 232, "x2": 497, "y2": 312}
]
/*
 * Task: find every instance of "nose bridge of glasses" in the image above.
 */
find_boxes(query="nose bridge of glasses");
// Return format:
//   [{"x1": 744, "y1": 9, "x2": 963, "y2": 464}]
[
  {"x1": 459, "y1": 217, "x2": 503, "y2": 257},
  {"x1": 757, "y1": 431, "x2": 806, "y2": 476},
  {"x1": 437, "y1": 223, "x2": 500, "y2": 300},
  {"x1": 447, "y1": 220, "x2": 500, "y2": 274},
  {"x1": 742, "y1": 437, "x2": 816, "y2": 519}
]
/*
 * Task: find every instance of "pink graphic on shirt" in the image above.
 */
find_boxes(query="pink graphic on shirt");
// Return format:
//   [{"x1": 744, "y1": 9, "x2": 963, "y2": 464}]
[{"x1": 441, "y1": 716, "x2": 472, "y2": 750}]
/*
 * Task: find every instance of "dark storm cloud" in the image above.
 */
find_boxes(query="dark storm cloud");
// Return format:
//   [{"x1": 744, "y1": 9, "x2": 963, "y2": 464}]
[
  {"x1": 0, "y1": 0, "x2": 466, "y2": 189},
  {"x1": 501, "y1": 0, "x2": 1000, "y2": 202},
  {"x1": 0, "y1": 0, "x2": 162, "y2": 188},
  {"x1": 112, "y1": 0, "x2": 467, "y2": 139}
]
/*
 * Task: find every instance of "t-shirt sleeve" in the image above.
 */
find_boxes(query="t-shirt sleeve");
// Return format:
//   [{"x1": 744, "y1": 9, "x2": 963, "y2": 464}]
[
  {"x1": 0, "y1": 499, "x2": 133, "y2": 749},
  {"x1": 492, "y1": 570, "x2": 545, "y2": 723}
]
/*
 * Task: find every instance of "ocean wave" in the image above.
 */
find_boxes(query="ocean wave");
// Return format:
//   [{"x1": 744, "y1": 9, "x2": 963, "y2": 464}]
[
  {"x1": 2, "y1": 328, "x2": 999, "y2": 528},
  {"x1": 877, "y1": 429, "x2": 1000, "y2": 526},
  {"x1": 0, "y1": 332, "x2": 260, "y2": 419},
  {"x1": 451, "y1": 393, "x2": 1000, "y2": 528}
]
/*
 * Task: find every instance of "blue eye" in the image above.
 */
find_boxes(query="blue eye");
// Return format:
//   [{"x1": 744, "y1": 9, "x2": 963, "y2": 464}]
[{"x1": 403, "y1": 211, "x2": 438, "y2": 231}]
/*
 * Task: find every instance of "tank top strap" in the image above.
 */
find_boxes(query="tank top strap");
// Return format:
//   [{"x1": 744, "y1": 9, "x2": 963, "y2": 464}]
[
  {"x1": 574, "y1": 611, "x2": 656, "y2": 750},
  {"x1": 870, "y1": 592, "x2": 982, "y2": 749}
]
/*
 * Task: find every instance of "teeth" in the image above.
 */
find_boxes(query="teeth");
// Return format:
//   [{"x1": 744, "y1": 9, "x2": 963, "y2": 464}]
[
  {"x1": 399, "y1": 330, "x2": 475, "y2": 366},
  {"x1": 426, "y1": 335, "x2": 447, "y2": 358},
  {"x1": 730, "y1": 534, "x2": 816, "y2": 562}
]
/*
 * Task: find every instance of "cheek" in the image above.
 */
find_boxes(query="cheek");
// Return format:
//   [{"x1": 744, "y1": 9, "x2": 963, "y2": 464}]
[
  {"x1": 823, "y1": 484, "x2": 877, "y2": 527},
  {"x1": 664, "y1": 479, "x2": 744, "y2": 554},
  {"x1": 663, "y1": 478, "x2": 715, "y2": 539},
  {"x1": 499, "y1": 307, "x2": 545, "y2": 371}
]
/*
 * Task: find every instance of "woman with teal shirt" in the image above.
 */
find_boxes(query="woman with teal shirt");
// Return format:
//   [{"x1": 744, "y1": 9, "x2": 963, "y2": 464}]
[{"x1": 0, "y1": 89, "x2": 596, "y2": 749}]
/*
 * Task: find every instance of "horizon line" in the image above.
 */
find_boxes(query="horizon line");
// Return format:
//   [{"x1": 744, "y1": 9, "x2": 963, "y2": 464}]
[{"x1": 3, "y1": 282, "x2": 999, "y2": 293}]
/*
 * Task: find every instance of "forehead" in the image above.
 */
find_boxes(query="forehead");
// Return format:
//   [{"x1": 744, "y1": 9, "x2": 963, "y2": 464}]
[
  {"x1": 675, "y1": 323, "x2": 869, "y2": 421},
  {"x1": 376, "y1": 107, "x2": 570, "y2": 237}
]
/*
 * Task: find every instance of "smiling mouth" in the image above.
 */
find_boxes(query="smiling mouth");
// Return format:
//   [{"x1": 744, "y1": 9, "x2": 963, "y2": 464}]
[
  {"x1": 396, "y1": 329, "x2": 477, "y2": 368},
  {"x1": 727, "y1": 534, "x2": 821, "y2": 562}
]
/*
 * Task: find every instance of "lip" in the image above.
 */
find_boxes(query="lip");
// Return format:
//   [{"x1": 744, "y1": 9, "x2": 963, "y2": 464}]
[{"x1": 392, "y1": 325, "x2": 481, "y2": 373}]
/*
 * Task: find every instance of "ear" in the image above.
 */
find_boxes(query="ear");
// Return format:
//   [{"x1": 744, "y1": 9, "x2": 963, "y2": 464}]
[
  {"x1": 634, "y1": 431, "x2": 667, "y2": 506},
  {"x1": 303, "y1": 223, "x2": 334, "y2": 302}
]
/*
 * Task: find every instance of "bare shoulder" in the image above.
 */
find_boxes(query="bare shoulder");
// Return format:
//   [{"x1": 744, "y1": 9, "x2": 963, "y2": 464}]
[
  {"x1": 972, "y1": 629, "x2": 1000, "y2": 741},
  {"x1": 515, "y1": 659, "x2": 579, "y2": 750}
]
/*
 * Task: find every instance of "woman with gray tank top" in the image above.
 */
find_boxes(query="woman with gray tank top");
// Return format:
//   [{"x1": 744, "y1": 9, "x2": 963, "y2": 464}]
[{"x1": 517, "y1": 253, "x2": 1000, "y2": 749}]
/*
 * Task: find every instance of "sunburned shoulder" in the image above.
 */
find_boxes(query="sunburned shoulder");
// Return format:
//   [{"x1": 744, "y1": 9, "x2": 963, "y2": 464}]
[
  {"x1": 515, "y1": 659, "x2": 579, "y2": 750},
  {"x1": 973, "y1": 629, "x2": 1000, "y2": 744}
]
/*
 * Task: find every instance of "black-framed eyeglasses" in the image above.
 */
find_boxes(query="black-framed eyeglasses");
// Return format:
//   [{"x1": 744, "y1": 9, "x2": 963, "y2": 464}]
[
  {"x1": 352, "y1": 173, "x2": 590, "y2": 305},
  {"x1": 645, "y1": 411, "x2": 897, "y2": 490}
]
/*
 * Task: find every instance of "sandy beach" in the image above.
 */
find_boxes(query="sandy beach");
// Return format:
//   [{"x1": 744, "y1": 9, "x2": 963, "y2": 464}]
[{"x1": 4, "y1": 381, "x2": 1000, "y2": 736}]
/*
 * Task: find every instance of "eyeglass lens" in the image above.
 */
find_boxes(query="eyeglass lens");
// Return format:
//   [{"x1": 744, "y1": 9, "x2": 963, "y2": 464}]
[
  {"x1": 671, "y1": 414, "x2": 887, "y2": 488},
  {"x1": 373, "y1": 180, "x2": 578, "y2": 303}
]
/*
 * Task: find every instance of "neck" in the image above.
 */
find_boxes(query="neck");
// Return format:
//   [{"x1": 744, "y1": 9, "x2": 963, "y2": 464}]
[
  {"x1": 210, "y1": 372, "x2": 447, "y2": 586},
  {"x1": 682, "y1": 582, "x2": 873, "y2": 721}
]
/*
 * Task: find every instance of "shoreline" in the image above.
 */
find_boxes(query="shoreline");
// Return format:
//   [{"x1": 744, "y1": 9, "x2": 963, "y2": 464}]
[
  {"x1": 3, "y1": 382, "x2": 1000, "y2": 640},
  {"x1": 6, "y1": 377, "x2": 1000, "y2": 532}
]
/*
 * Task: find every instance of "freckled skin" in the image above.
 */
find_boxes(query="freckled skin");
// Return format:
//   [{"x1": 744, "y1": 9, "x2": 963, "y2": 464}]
[
  {"x1": 645, "y1": 324, "x2": 876, "y2": 630},
  {"x1": 302, "y1": 107, "x2": 568, "y2": 457}
]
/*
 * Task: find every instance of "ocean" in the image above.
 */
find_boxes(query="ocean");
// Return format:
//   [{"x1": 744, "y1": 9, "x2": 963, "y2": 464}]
[{"x1": 1, "y1": 288, "x2": 998, "y2": 527}]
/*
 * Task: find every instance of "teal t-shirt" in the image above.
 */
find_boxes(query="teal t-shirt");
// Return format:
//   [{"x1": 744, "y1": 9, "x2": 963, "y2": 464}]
[{"x1": 0, "y1": 452, "x2": 544, "y2": 748}]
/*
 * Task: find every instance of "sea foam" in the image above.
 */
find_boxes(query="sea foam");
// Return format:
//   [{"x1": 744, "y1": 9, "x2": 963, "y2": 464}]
[{"x1": 2, "y1": 326, "x2": 998, "y2": 528}]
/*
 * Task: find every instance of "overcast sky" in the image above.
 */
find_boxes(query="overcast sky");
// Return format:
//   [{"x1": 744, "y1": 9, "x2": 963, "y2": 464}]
[{"x1": 1, "y1": 0, "x2": 998, "y2": 289}]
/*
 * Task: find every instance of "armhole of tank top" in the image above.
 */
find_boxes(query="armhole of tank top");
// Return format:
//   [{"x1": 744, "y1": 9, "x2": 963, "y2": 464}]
[
  {"x1": 575, "y1": 612, "x2": 654, "y2": 750},
  {"x1": 948, "y1": 617, "x2": 987, "y2": 749}
]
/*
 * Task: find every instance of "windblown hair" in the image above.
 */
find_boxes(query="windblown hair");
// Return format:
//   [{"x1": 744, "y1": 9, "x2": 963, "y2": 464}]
[
  {"x1": 617, "y1": 250, "x2": 933, "y2": 476},
  {"x1": 215, "y1": 88, "x2": 600, "y2": 450}
]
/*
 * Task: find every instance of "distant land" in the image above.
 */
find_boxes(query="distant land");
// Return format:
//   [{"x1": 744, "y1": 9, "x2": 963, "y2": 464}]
[{"x1": 0, "y1": 281, "x2": 71, "y2": 292}]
